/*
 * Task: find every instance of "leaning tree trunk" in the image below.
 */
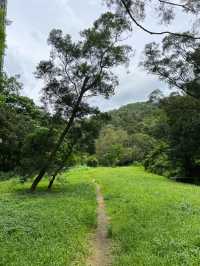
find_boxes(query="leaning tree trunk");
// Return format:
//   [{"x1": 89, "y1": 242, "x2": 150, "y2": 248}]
[
  {"x1": 30, "y1": 91, "x2": 84, "y2": 192},
  {"x1": 47, "y1": 167, "x2": 61, "y2": 190},
  {"x1": 47, "y1": 144, "x2": 74, "y2": 190}
]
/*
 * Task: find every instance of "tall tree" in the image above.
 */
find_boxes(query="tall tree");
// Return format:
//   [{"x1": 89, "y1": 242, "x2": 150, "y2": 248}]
[
  {"x1": 30, "y1": 12, "x2": 132, "y2": 191},
  {"x1": 160, "y1": 95, "x2": 200, "y2": 177}
]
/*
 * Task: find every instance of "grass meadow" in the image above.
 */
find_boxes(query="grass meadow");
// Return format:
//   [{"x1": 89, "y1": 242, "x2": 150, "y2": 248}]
[
  {"x1": 68, "y1": 166, "x2": 200, "y2": 266},
  {"x1": 1, "y1": 166, "x2": 200, "y2": 265},
  {"x1": 0, "y1": 172, "x2": 96, "y2": 266}
]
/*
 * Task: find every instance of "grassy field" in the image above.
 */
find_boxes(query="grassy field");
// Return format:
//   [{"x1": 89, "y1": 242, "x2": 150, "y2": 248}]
[
  {"x1": 1, "y1": 166, "x2": 200, "y2": 265},
  {"x1": 0, "y1": 171, "x2": 96, "y2": 266},
  {"x1": 68, "y1": 166, "x2": 200, "y2": 266}
]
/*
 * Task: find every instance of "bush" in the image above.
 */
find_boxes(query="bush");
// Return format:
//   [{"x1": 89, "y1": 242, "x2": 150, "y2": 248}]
[
  {"x1": 87, "y1": 156, "x2": 98, "y2": 167},
  {"x1": 0, "y1": 171, "x2": 20, "y2": 181},
  {"x1": 117, "y1": 148, "x2": 133, "y2": 166}
]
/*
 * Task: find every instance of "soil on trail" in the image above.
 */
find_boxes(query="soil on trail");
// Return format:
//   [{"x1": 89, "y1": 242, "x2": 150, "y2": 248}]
[{"x1": 87, "y1": 184, "x2": 111, "y2": 266}]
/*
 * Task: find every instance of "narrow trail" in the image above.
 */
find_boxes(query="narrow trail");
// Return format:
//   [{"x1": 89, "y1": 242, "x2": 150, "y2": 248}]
[{"x1": 87, "y1": 183, "x2": 111, "y2": 266}]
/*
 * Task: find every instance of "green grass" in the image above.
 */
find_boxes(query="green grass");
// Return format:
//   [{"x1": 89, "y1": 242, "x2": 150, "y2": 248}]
[
  {"x1": 2, "y1": 166, "x2": 200, "y2": 265},
  {"x1": 67, "y1": 166, "x2": 200, "y2": 266},
  {"x1": 0, "y1": 171, "x2": 96, "y2": 266}
]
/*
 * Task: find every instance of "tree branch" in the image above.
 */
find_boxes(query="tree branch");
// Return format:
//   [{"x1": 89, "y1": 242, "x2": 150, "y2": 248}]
[
  {"x1": 155, "y1": 66, "x2": 197, "y2": 98},
  {"x1": 158, "y1": 0, "x2": 194, "y2": 12},
  {"x1": 120, "y1": 0, "x2": 200, "y2": 39},
  {"x1": 59, "y1": 55, "x2": 79, "y2": 96}
]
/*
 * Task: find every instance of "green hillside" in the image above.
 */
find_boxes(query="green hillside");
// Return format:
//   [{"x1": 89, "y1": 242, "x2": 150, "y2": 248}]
[
  {"x1": 108, "y1": 101, "x2": 161, "y2": 134},
  {"x1": 96, "y1": 96, "x2": 200, "y2": 179}
]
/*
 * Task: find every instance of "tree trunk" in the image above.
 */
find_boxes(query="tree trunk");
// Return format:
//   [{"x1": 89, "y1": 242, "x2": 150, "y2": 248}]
[
  {"x1": 47, "y1": 144, "x2": 74, "y2": 190},
  {"x1": 30, "y1": 91, "x2": 84, "y2": 192},
  {"x1": 48, "y1": 169, "x2": 59, "y2": 190}
]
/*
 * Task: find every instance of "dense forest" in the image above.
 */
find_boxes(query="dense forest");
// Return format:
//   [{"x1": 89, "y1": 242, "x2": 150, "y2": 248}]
[{"x1": 96, "y1": 94, "x2": 200, "y2": 181}]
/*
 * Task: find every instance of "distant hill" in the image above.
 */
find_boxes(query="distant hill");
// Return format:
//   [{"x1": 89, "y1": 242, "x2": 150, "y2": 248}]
[{"x1": 108, "y1": 101, "x2": 161, "y2": 135}]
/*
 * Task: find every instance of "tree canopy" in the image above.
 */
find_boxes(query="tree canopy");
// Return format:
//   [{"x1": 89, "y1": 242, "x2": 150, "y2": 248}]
[{"x1": 142, "y1": 35, "x2": 200, "y2": 98}]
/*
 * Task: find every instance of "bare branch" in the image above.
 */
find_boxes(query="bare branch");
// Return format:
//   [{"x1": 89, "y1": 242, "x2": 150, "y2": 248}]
[
  {"x1": 120, "y1": 0, "x2": 200, "y2": 39},
  {"x1": 158, "y1": 0, "x2": 194, "y2": 12},
  {"x1": 59, "y1": 55, "x2": 79, "y2": 96}
]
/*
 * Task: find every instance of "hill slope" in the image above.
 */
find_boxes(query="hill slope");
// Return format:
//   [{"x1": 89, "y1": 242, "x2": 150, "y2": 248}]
[{"x1": 108, "y1": 101, "x2": 161, "y2": 134}]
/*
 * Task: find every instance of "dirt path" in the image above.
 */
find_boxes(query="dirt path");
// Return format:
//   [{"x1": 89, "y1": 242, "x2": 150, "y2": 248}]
[{"x1": 87, "y1": 183, "x2": 111, "y2": 266}]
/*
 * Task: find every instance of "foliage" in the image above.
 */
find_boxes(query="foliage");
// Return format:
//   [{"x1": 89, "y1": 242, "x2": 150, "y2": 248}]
[
  {"x1": 94, "y1": 102, "x2": 162, "y2": 167},
  {"x1": 106, "y1": 0, "x2": 200, "y2": 21},
  {"x1": 95, "y1": 126, "x2": 132, "y2": 166},
  {"x1": 142, "y1": 35, "x2": 200, "y2": 98},
  {"x1": 136, "y1": 94, "x2": 200, "y2": 178},
  {"x1": 0, "y1": 74, "x2": 75, "y2": 180},
  {"x1": 130, "y1": 133, "x2": 156, "y2": 162},
  {"x1": 37, "y1": 12, "x2": 132, "y2": 118},
  {"x1": 148, "y1": 89, "x2": 164, "y2": 104},
  {"x1": 109, "y1": 102, "x2": 161, "y2": 135},
  {"x1": 144, "y1": 141, "x2": 172, "y2": 176},
  {"x1": 0, "y1": 75, "x2": 43, "y2": 174},
  {"x1": 105, "y1": 0, "x2": 200, "y2": 38},
  {"x1": 160, "y1": 95, "x2": 200, "y2": 177},
  {"x1": 86, "y1": 155, "x2": 99, "y2": 167},
  {"x1": 97, "y1": 94, "x2": 200, "y2": 180},
  {"x1": 75, "y1": 113, "x2": 110, "y2": 155},
  {"x1": 20, "y1": 127, "x2": 58, "y2": 177}
]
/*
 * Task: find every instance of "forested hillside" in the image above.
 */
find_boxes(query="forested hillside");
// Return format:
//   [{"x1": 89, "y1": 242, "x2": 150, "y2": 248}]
[
  {"x1": 109, "y1": 101, "x2": 160, "y2": 134},
  {"x1": 95, "y1": 95, "x2": 200, "y2": 181}
]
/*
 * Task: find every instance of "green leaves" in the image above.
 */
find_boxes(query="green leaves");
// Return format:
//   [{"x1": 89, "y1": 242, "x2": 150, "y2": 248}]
[
  {"x1": 142, "y1": 36, "x2": 200, "y2": 99},
  {"x1": 36, "y1": 12, "x2": 132, "y2": 117}
]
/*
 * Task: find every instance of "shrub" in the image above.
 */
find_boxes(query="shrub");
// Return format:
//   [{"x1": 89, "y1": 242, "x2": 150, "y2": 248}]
[
  {"x1": 87, "y1": 156, "x2": 98, "y2": 167},
  {"x1": 0, "y1": 171, "x2": 20, "y2": 181}
]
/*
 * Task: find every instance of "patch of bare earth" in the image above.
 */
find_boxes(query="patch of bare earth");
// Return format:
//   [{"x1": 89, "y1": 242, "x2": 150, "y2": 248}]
[{"x1": 87, "y1": 183, "x2": 111, "y2": 266}]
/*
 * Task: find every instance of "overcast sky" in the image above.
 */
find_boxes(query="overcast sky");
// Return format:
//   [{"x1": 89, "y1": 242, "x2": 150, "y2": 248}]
[{"x1": 4, "y1": 0, "x2": 194, "y2": 111}]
